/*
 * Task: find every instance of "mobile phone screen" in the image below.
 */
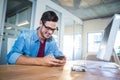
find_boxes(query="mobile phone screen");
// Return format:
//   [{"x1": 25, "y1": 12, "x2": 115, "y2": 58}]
[{"x1": 56, "y1": 56, "x2": 64, "y2": 60}]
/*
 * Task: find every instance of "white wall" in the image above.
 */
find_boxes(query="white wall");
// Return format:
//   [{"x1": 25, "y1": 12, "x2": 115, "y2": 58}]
[
  {"x1": 34, "y1": 0, "x2": 83, "y2": 29},
  {"x1": 34, "y1": 0, "x2": 83, "y2": 51},
  {"x1": 82, "y1": 17, "x2": 112, "y2": 58}
]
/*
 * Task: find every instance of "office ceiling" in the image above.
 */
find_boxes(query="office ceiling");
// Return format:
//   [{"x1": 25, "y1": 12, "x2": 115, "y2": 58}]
[
  {"x1": 6, "y1": 0, "x2": 120, "y2": 21},
  {"x1": 51, "y1": 0, "x2": 120, "y2": 21},
  {"x1": 6, "y1": 0, "x2": 32, "y2": 18}
]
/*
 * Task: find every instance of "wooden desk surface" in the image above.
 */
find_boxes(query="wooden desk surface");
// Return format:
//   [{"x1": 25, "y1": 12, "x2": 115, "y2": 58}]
[{"x1": 0, "y1": 60, "x2": 120, "y2": 80}]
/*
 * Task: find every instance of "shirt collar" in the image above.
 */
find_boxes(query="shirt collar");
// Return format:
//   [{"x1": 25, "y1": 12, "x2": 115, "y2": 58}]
[
  {"x1": 33, "y1": 27, "x2": 53, "y2": 42},
  {"x1": 33, "y1": 30, "x2": 39, "y2": 42}
]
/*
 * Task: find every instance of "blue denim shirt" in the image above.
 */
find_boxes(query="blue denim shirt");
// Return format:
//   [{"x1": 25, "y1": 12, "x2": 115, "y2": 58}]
[{"x1": 6, "y1": 30, "x2": 64, "y2": 64}]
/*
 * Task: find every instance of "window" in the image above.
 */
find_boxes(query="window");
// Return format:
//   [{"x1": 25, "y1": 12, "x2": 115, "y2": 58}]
[
  {"x1": 63, "y1": 22, "x2": 82, "y2": 60},
  {"x1": 63, "y1": 35, "x2": 73, "y2": 60},
  {"x1": 114, "y1": 31, "x2": 120, "y2": 55},
  {"x1": 87, "y1": 32, "x2": 102, "y2": 52}
]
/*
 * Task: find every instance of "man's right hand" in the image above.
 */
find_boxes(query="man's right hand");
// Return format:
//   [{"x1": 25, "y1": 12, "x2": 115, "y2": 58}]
[{"x1": 37, "y1": 55, "x2": 66, "y2": 66}]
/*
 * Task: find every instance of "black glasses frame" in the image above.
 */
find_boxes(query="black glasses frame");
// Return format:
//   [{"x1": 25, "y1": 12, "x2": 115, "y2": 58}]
[{"x1": 43, "y1": 22, "x2": 58, "y2": 31}]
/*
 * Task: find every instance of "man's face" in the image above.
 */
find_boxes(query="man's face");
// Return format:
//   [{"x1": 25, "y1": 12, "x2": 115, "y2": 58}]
[{"x1": 40, "y1": 21, "x2": 58, "y2": 39}]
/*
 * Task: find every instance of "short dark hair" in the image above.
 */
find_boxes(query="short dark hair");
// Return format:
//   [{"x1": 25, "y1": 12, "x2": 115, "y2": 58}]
[{"x1": 41, "y1": 11, "x2": 58, "y2": 24}]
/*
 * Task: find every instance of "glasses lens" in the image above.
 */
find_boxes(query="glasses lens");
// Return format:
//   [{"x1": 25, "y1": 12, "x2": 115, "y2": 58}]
[{"x1": 43, "y1": 23, "x2": 58, "y2": 31}]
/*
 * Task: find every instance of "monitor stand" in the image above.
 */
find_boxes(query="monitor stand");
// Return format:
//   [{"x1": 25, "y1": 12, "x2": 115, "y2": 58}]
[{"x1": 112, "y1": 49, "x2": 120, "y2": 68}]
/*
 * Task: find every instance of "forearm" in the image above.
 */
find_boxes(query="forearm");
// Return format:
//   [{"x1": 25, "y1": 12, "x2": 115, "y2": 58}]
[
  {"x1": 16, "y1": 55, "x2": 66, "y2": 66},
  {"x1": 16, "y1": 55, "x2": 43, "y2": 65}
]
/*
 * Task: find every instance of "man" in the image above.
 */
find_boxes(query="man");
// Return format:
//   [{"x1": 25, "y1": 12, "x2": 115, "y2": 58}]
[{"x1": 7, "y1": 11, "x2": 66, "y2": 66}]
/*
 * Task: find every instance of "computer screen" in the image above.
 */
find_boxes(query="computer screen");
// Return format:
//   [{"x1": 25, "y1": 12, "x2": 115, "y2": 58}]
[
  {"x1": 72, "y1": 14, "x2": 120, "y2": 72},
  {"x1": 96, "y1": 14, "x2": 120, "y2": 63}
]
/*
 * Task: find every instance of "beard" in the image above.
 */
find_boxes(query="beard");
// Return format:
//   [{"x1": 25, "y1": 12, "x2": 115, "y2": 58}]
[{"x1": 40, "y1": 29, "x2": 52, "y2": 39}]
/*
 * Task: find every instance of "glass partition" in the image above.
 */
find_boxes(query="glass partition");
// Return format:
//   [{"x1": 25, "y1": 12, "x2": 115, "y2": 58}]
[
  {"x1": 0, "y1": 0, "x2": 33, "y2": 64},
  {"x1": 63, "y1": 21, "x2": 82, "y2": 60}
]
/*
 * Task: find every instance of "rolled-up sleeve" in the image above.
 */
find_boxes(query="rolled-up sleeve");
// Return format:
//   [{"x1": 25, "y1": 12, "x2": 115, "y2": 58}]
[
  {"x1": 51, "y1": 40, "x2": 64, "y2": 58},
  {"x1": 6, "y1": 31, "x2": 25, "y2": 64},
  {"x1": 45, "y1": 38, "x2": 64, "y2": 58},
  {"x1": 7, "y1": 52, "x2": 22, "y2": 64}
]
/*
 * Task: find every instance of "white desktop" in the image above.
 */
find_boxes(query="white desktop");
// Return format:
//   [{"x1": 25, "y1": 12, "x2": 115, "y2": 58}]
[
  {"x1": 96, "y1": 14, "x2": 120, "y2": 68},
  {"x1": 72, "y1": 14, "x2": 120, "y2": 72}
]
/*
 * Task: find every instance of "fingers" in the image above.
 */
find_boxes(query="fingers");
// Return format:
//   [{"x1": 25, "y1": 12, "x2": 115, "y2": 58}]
[
  {"x1": 44, "y1": 55, "x2": 66, "y2": 66},
  {"x1": 50, "y1": 58, "x2": 65, "y2": 65},
  {"x1": 56, "y1": 56, "x2": 66, "y2": 60},
  {"x1": 49, "y1": 61, "x2": 64, "y2": 66}
]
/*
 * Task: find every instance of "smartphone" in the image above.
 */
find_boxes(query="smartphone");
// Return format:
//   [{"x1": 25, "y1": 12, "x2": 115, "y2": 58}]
[{"x1": 56, "y1": 56, "x2": 65, "y2": 60}]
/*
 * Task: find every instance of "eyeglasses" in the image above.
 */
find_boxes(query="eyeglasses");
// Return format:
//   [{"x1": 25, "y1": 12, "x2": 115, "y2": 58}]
[{"x1": 43, "y1": 22, "x2": 58, "y2": 31}]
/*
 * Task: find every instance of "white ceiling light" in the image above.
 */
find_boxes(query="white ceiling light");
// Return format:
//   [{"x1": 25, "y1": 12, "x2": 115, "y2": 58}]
[
  {"x1": 6, "y1": 26, "x2": 12, "y2": 30},
  {"x1": 17, "y1": 21, "x2": 29, "y2": 26}
]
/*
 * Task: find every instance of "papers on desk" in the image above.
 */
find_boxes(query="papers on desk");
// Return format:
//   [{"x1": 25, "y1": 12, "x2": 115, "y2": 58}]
[
  {"x1": 85, "y1": 61, "x2": 119, "y2": 70},
  {"x1": 100, "y1": 63, "x2": 119, "y2": 69},
  {"x1": 68, "y1": 60, "x2": 120, "y2": 73}
]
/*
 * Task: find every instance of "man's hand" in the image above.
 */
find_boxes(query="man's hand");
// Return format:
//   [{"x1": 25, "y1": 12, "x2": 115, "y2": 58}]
[
  {"x1": 37, "y1": 55, "x2": 66, "y2": 66},
  {"x1": 56, "y1": 56, "x2": 66, "y2": 60}
]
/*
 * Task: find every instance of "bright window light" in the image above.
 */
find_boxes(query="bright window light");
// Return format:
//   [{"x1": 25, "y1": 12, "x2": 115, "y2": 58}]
[{"x1": 87, "y1": 32, "x2": 102, "y2": 52}]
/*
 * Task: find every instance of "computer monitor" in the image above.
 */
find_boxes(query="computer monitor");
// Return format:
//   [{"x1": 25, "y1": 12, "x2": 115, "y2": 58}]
[{"x1": 96, "y1": 14, "x2": 120, "y2": 67}]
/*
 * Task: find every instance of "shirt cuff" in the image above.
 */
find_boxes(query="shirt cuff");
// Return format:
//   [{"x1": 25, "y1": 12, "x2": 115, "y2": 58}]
[{"x1": 8, "y1": 52, "x2": 22, "y2": 64}]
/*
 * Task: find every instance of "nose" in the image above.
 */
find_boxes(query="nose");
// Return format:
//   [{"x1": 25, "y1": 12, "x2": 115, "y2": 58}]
[{"x1": 48, "y1": 29, "x2": 53, "y2": 34}]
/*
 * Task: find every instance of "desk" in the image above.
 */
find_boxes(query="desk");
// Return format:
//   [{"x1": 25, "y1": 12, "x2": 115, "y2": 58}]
[{"x1": 0, "y1": 60, "x2": 120, "y2": 80}]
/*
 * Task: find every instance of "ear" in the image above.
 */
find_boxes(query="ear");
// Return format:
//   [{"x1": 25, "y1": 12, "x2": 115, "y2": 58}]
[{"x1": 39, "y1": 20, "x2": 43, "y2": 26}]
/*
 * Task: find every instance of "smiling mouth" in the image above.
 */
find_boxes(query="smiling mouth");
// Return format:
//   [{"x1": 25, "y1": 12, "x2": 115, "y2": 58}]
[{"x1": 46, "y1": 33, "x2": 51, "y2": 37}]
